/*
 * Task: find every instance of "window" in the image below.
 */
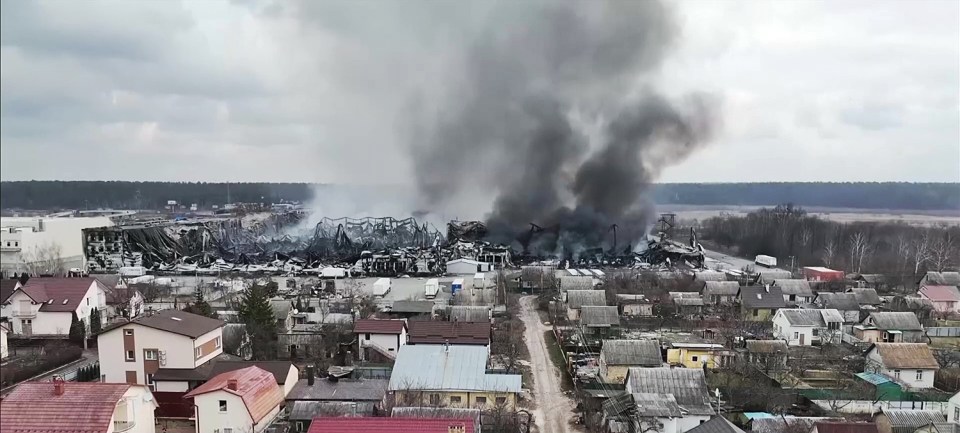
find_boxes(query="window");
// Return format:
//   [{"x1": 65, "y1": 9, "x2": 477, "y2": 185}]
[
  {"x1": 125, "y1": 350, "x2": 135, "y2": 361},
  {"x1": 195, "y1": 347, "x2": 202, "y2": 359},
  {"x1": 215, "y1": 336, "x2": 222, "y2": 349},
  {"x1": 894, "y1": 369, "x2": 901, "y2": 379},
  {"x1": 691, "y1": 356, "x2": 699, "y2": 362},
  {"x1": 916, "y1": 370, "x2": 923, "y2": 381},
  {"x1": 793, "y1": 332, "x2": 799, "y2": 339},
  {"x1": 145, "y1": 349, "x2": 157, "y2": 361},
  {"x1": 955, "y1": 407, "x2": 959, "y2": 421},
  {"x1": 789, "y1": 294, "x2": 796, "y2": 301},
  {"x1": 86, "y1": 298, "x2": 90, "y2": 306},
  {"x1": 450, "y1": 396, "x2": 462, "y2": 404},
  {"x1": 365, "y1": 333, "x2": 371, "y2": 340},
  {"x1": 223, "y1": 429, "x2": 233, "y2": 433},
  {"x1": 219, "y1": 400, "x2": 228, "y2": 412},
  {"x1": 752, "y1": 309, "x2": 759, "y2": 317},
  {"x1": 812, "y1": 329, "x2": 819, "y2": 336},
  {"x1": 147, "y1": 374, "x2": 155, "y2": 391},
  {"x1": 124, "y1": 329, "x2": 134, "y2": 336},
  {"x1": 429, "y1": 394, "x2": 441, "y2": 405},
  {"x1": 828, "y1": 322, "x2": 840, "y2": 330},
  {"x1": 495, "y1": 397, "x2": 506, "y2": 405},
  {"x1": 475, "y1": 396, "x2": 487, "y2": 406}
]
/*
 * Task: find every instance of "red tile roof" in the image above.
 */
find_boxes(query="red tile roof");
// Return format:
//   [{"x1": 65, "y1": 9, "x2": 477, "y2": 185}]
[
  {"x1": 0, "y1": 381, "x2": 132, "y2": 433},
  {"x1": 920, "y1": 285, "x2": 960, "y2": 302},
  {"x1": 184, "y1": 366, "x2": 283, "y2": 423},
  {"x1": 407, "y1": 321, "x2": 491, "y2": 345},
  {"x1": 306, "y1": 417, "x2": 476, "y2": 433},
  {"x1": 13, "y1": 277, "x2": 105, "y2": 313},
  {"x1": 813, "y1": 421, "x2": 880, "y2": 433},
  {"x1": 354, "y1": 319, "x2": 407, "y2": 334}
]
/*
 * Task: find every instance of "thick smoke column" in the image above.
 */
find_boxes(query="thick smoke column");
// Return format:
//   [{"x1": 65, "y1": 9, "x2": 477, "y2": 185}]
[{"x1": 412, "y1": 1, "x2": 718, "y2": 256}]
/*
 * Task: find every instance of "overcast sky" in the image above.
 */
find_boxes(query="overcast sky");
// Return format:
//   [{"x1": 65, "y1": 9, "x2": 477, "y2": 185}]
[{"x1": 1, "y1": 0, "x2": 957, "y2": 183}]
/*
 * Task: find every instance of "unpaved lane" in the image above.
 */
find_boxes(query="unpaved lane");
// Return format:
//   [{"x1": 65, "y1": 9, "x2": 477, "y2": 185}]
[{"x1": 520, "y1": 295, "x2": 576, "y2": 433}]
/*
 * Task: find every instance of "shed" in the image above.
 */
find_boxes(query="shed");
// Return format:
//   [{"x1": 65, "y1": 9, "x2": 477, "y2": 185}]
[
  {"x1": 448, "y1": 306, "x2": 491, "y2": 323},
  {"x1": 446, "y1": 259, "x2": 492, "y2": 275},
  {"x1": 874, "y1": 409, "x2": 945, "y2": 433},
  {"x1": 566, "y1": 290, "x2": 607, "y2": 309},
  {"x1": 580, "y1": 306, "x2": 620, "y2": 327}
]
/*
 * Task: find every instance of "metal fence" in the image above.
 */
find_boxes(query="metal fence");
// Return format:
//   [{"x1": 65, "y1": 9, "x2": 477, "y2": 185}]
[{"x1": 926, "y1": 327, "x2": 960, "y2": 337}]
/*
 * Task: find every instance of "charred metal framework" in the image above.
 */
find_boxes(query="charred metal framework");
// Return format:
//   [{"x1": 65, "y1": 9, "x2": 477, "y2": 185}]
[{"x1": 83, "y1": 213, "x2": 701, "y2": 276}]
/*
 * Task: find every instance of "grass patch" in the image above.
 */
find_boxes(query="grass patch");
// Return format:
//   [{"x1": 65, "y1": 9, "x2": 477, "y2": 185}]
[{"x1": 544, "y1": 330, "x2": 575, "y2": 393}]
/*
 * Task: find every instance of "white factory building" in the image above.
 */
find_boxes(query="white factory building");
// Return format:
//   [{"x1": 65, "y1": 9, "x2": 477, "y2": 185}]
[{"x1": 0, "y1": 216, "x2": 115, "y2": 277}]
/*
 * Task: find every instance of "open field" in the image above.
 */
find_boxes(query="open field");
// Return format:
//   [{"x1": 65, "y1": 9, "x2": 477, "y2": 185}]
[{"x1": 659, "y1": 204, "x2": 960, "y2": 226}]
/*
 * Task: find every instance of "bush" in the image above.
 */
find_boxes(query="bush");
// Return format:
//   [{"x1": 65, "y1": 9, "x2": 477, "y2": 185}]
[{"x1": 0, "y1": 344, "x2": 83, "y2": 387}]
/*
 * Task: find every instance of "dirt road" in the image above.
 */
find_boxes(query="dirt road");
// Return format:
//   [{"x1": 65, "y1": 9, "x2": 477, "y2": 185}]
[{"x1": 520, "y1": 295, "x2": 577, "y2": 433}]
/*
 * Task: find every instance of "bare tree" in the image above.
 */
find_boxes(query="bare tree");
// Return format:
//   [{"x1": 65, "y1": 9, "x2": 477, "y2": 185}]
[
  {"x1": 822, "y1": 238, "x2": 837, "y2": 268},
  {"x1": 912, "y1": 231, "x2": 932, "y2": 276},
  {"x1": 21, "y1": 242, "x2": 66, "y2": 276},
  {"x1": 848, "y1": 232, "x2": 872, "y2": 273},
  {"x1": 929, "y1": 234, "x2": 956, "y2": 272}
]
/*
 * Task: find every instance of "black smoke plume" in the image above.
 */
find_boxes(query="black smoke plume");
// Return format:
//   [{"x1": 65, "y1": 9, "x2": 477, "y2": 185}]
[{"x1": 411, "y1": 1, "x2": 718, "y2": 257}]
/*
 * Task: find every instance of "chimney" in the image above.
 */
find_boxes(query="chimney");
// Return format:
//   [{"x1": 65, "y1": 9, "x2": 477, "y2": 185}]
[
  {"x1": 764, "y1": 284, "x2": 770, "y2": 293},
  {"x1": 307, "y1": 365, "x2": 315, "y2": 386},
  {"x1": 53, "y1": 376, "x2": 65, "y2": 396},
  {"x1": 227, "y1": 379, "x2": 238, "y2": 391}
]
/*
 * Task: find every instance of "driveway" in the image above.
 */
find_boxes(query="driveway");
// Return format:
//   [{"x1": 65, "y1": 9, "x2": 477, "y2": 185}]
[{"x1": 519, "y1": 295, "x2": 577, "y2": 433}]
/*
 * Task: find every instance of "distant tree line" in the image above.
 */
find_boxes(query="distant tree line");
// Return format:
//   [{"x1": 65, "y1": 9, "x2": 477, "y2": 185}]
[
  {"x1": 700, "y1": 205, "x2": 959, "y2": 290},
  {"x1": 1, "y1": 181, "x2": 958, "y2": 211},
  {"x1": 653, "y1": 182, "x2": 959, "y2": 210}
]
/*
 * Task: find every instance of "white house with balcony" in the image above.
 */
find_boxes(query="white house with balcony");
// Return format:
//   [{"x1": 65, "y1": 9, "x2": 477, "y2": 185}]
[
  {"x1": 0, "y1": 277, "x2": 107, "y2": 336},
  {"x1": 98, "y1": 309, "x2": 225, "y2": 391},
  {"x1": 1, "y1": 380, "x2": 156, "y2": 433},
  {"x1": 354, "y1": 319, "x2": 407, "y2": 361}
]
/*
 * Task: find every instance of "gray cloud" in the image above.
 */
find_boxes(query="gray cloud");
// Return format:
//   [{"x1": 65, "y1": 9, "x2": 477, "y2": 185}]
[{"x1": 0, "y1": 0, "x2": 957, "y2": 186}]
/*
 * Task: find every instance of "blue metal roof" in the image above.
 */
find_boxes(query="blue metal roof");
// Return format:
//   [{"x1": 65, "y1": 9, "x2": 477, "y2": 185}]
[
  {"x1": 743, "y1": 412, "x2": 774, "y2": 420},
  {"x1": 856, "y1": 371, "x2": 894, "y2": 385},
  {"x1": 388, "y1": 345, "x2": 521, "y2": 393}
]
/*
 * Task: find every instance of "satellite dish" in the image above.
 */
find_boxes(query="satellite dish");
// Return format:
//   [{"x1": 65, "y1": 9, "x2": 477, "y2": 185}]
[{"x1": 714, "y1": 388, "x2": 720, "y2": 398}]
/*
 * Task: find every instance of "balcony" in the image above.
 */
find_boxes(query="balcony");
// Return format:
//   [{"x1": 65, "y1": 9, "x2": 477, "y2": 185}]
[
  {"x1": 113, "y1": 420, "x2": 135, "y2": 432},
  {"x1": 12, "y1": 310, "x2": 36, "y2": 318}
]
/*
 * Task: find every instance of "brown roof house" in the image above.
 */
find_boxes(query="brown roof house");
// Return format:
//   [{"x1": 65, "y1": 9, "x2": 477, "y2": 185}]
[
  {"x1": 407, "y1": 321, "x2": 491, "y2": 346},
  {"x1": 865, "y1": 343, "x2": 939, "y2": 389},
  {"x1": 0, "y1": 277, "x2": 108, "y2": 337}
]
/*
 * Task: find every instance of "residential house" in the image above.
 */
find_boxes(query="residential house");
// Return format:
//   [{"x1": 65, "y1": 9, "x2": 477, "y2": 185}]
[
  {"x1": 919, "y1": 272, "x2": 960, "y2": 288},
  {"x1": 449, "y1": 306, "x2": 492, "y2": 323},
  {"x1": 849, "y1": 288, "x2": 883, "y2": 308},
  {"x1": 816, "y1": 293, "x2": 863, "y2": 324},
  {"x1": 756, "y1": 269, "x2": 792, "y2": 284},
  {"x1": 385, "y1": 300, "x2": 436, "y2": 319},
  {"x1": 184, "y1": 365, "x2": 285, "y2": 433},
  {"x1": 0, "y1": 322, "x2": 7, "y2": 359},
  {"x1": 617, "y1": 294, "x2": 654, "y2": 317},
  {"x1": 278, "y1": 324, "x2": 325, "y2": 360},
  {"x1": 286, "y1": 374, "x2": 388, "y2": 432},
  {"x1": 949, "y1": 392, "x2": 960, "y2": 423},
  {"x1": 598, "y1": 339, "x2": 662, "y2": 383},
  {"x1": 387, "y1": 344, "x2": 521, "y2": 409},
  {"x1": 775, "y1": 279, "x2": 814, "y2": 305},
  {"x1": 919, "y1": 285, "x2": 960, "y2": 316},
  {"x1": 803, "y1": 267, "x2": 846, "y2": 282},
  {"x1": 687, "y1": 416, "x2": 745, "y2": 433},
  {"x1": 702, "y1": 281, "x2": 740, "y2": 305},
  {"x1": 738, "y1": 285, "x2": 786, "y2": 321},
  {"x1": 812, "y1": 421, "x2": 880, "y2": 433},
  {"x1": 354, "y1": 319, "x2": 407, "y2": 362},
  {"x1": 615, "y1": 367, "x2": 714, "y2": 432},
  {"x1": 694, "y1": 270, "x2": 727, "y2": 282},
  {"x1": 855, "y1": 312, "x2": 925, "y2": 343},
  {"x1": 744, "y1": 340, "x2": 788, "y2": 372},
  {"x1": 270, "y1": 298, "x2": 296, "y2": 332},
  {"x1": 914, "y1": 422, "x2": 960, "y2": 433},
  {"x1": 98, "y1": 309, "x2": 225, "y2": 390},
  {"x1": 1, "y1": 380, "x2": 157, "y2": 433},
  {"x1": 667, "y1": 342, "x2": 732, "y2": 368},
  {"x1": 579, "y1": 306, "x2": 621, "y2": 341},
  {"x1": 407, "y1": 320, "x2": 491, "y2": 347},
  {"x1": 851, "y1": 274, "x2": 888, "y2": 291},
  {"x1": 671, "y1": 292, "x2": 705, "y2": 316},
  {"x1": 209, "y1": 361, "x2": 300, "y2": 397},
  {"x1": 392, "y1": 407, "x2": 481, "y2": 433},
  {"x1": 874, "y1": 409, "x2": 945, "y2": 433},
  {"x1": 103, "y1": 286, "x2": 144, "y2": 320},
  {"x1": 887, "y1": 296, "x2": 936, "y2": 323},
  {"x1": 0, "y1": 277, "x2": 107, "y2": 336},
  {"x1": 151, "y1": 359, "x2": 297, "y2": 410},
  {"x1": 772, "y1": 309, "x2": 844, "y2": 346},
  {"x1": 565, "y1": 290, "x2": 607, "y2": 321},
  {"x1": 864, "y1": 343, "x2": 940, "y2": 389},
  {"x1": 306, "y1": 417, "x2": 476, "y2": 433}
]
